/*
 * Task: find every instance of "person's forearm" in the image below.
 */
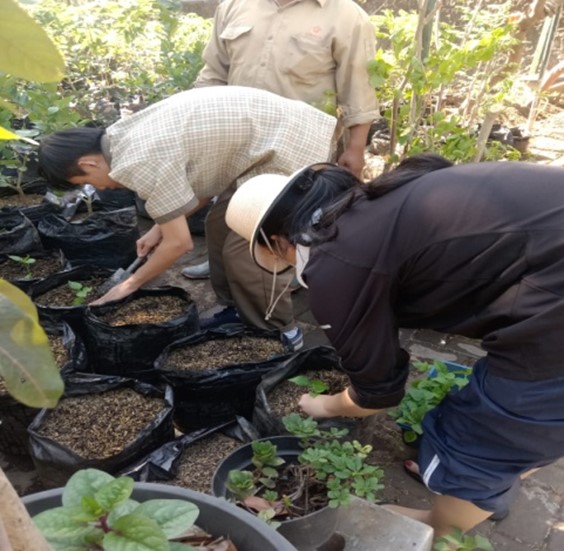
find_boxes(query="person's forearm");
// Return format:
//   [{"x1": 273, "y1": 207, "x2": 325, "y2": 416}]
[
  {"x1": 346, "y1": 123, "x2": 371, "y2": 153},
  {"x1": 299, "y1": 388, "x2": 384, "y2": 418}
]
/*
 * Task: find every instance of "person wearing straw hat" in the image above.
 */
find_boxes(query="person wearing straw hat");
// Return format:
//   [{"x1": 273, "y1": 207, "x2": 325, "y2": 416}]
[
  {"x1": 225, "y1": 152, "x2": 564, "y2": 538},
  {"x1": 38, "y1": 86, "x2": 338, "y2": 349}
]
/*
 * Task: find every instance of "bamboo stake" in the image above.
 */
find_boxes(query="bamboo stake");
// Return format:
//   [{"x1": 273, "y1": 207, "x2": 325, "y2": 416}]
[{"x1": 0, "y1": 469, "x2": 52, "y2": 551}]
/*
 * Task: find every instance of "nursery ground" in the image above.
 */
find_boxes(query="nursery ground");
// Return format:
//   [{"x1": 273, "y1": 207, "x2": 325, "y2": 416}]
[{"x1": 3, "y1": 105, "x2": 564, "y2": 549}]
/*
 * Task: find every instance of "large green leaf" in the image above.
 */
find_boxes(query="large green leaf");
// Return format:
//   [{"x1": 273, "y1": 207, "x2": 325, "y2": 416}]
[
  {"x1": 0, "y1": 279, "x2": 64, "y2": 407},
  {"x1": 0, "y1": 0, "x2": 65, "y2": 82}
]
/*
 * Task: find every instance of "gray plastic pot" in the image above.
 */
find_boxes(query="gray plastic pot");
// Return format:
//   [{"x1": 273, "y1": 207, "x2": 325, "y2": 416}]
[
  {"x1": 212, "y1": 435, "x2": 340, "y2": 551},
  {"x1": 22, "y1": 482, "x2": 296, "y2": 551}
]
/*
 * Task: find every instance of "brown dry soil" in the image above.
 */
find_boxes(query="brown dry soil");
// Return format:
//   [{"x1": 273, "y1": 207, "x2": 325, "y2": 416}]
[
  {"x1": 0, "y1": 255, "x2": 65, "y2": 282},
  {"x1": 97, "y1": 294, "x2": 189, "y2": 326},
  {"x1": 163, "y1": 336, "x2": 285, "y2": 371},
  {"x1": 36, "y1": 388, "x2": 164, "y2": 460},
  {"x1": 33, "y1": 276, "x2": 108, "y2": 306},
  {"x1": 0, "y1": 193, "x2": 45, "y2": 209}
]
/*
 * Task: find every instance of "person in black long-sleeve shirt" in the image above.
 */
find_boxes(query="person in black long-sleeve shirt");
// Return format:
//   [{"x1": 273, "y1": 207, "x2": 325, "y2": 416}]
[{"x1": 224, "y1": 153, "x2": 564, "y2": 537}]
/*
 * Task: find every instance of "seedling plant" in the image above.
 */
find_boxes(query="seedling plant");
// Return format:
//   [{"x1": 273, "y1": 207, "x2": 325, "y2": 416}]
[
  {"x1": 433, "y1": 528, "x2": 493, "y2": 551},
  {"x1": 288, "y1": 374, "x2": 329, "y2": 397},
  {"x1": 32, "y1": 468, "x2": 201, "y2": 551},
  {"x1": 226, "y1": 413, "x2": 383, "y2": 526},
  {"x1": 7, "y1": 254, "x2": 36, "y2": 279},
  {"x1": 68, "y1": 280, "x2": 93, "y2": 305},
  {"x1": 389, "y1": 361, "x2": 471, "y2": 443}
]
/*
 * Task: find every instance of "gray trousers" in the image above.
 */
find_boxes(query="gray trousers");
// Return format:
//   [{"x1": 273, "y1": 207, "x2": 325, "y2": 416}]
[{"x1": 206, "y1": 187, "x2": 295, "y2": 332}]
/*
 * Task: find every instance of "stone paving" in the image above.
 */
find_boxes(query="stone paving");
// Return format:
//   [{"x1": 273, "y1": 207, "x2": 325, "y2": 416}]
[{"x1": 3, "y1": 232, "x2": 564, "y2": 550}]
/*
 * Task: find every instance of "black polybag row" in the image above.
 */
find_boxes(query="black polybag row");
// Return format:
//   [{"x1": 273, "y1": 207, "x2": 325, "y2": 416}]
[
  {"x1": 83, "y1": 287, "x2": 199, "y2": 382},
  {"x1": 0, "y1": 211, "x2": 43, "y2": 255}
]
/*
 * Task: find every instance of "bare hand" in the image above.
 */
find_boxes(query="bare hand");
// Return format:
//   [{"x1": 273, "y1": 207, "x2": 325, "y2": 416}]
[
  {"x1": 298, "y1": 393, "x2": 335, "y2": 418},
  {"x1": 337, "y1": 147, "x2": 365, "y2": 179},
  {"x1": 90, "y1": 278, "x2": 139, "y2": 306},
  {"x1": 137, "y1": 225, "x2": 162, "y2": 257}
]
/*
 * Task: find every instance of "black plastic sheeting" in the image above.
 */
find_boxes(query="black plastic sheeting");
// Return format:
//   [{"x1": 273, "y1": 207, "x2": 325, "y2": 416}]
[
  {"x1": 28, "y1": 374, "x2": 175, "y2": 489},
  {"x1": 155, "y1": 326, "x2": 294, "y2": 432},
  {"x1": 119, "y1": 419, "x2": 253, "y2": 483},
  {"x1": 37, "y1": 206, "x2": 139, "y2": 269},
  {"x1": 0, "y1": 211, "x2": 43, "y2": 254},
  {"x1": 83, "y1": 287, "x2": 200, "y2": 383},
  {"x1": 252, "y1": 345, "x2": 358, "y2": 437}
]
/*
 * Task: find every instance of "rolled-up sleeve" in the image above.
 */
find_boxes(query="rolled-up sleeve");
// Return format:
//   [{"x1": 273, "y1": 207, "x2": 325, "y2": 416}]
[{"x1": 305, "y1": 250, "x2": 408, "y2": 409}]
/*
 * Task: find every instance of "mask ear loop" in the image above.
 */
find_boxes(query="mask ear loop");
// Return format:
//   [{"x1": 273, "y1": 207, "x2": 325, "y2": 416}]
[{"x1": 259, "y1": 228, "x2": 293, "y2": 321}]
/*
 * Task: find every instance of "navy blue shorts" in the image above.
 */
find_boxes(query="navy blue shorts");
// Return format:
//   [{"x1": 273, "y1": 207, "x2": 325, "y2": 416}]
[{"x1": 417, "y1": 357, "x2": 564, "y2": 516}]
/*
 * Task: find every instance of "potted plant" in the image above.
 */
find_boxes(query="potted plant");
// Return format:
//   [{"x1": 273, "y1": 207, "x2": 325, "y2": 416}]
[
  {"x1": 389, "y1": 360, "x2": 472, "y2": 446},
  {"x1": 212, "y1": 413, "x2": 384, "y2": 551},
  {"x1": 23, "y1": 468, "x2": 296, "y2": 551}
]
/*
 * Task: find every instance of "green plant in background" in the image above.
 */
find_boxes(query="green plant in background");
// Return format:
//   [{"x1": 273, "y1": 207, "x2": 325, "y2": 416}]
[
  {"x1": 32, "y1": 468, "x2": 200, "y2": 551},
  {"x1": 7, "y1": 254, "x2": 36, "y2": 279},
  {"x1": 389, "y1": 361, "x2": 471, "y2": 443},
  {"x1": 288, "y1": 374, "x2": 329, "y2": 397},
  {"x1": 226, "y1": 413, "x2": 383, "y2": 526},
  {"x1": 368, "y1": 3, "x2": 520, "y2": 165},
  {"x1": 68, "y1": 280, "x2": 93, "y2": 305},
  {"x1": 433, "y1": 528, "x2": 493, "y2": 551}
]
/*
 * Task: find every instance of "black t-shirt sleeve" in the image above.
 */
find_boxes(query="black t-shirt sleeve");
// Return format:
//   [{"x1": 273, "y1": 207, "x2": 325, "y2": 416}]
[{"x1": 305, "y1": 250, "x2": 409, "y2": 409}]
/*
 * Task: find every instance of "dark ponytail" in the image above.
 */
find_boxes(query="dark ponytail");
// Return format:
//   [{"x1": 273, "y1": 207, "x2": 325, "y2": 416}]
[{"x1": 364, "y1": 153, "x2": 453, "y2": 199}]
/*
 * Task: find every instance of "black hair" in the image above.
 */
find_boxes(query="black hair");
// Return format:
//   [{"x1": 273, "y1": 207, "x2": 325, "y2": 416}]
[
  {"x1": 259, "y1": 153, "x2": 453, "y2": 247},
  {"x1": 364, "y1": 152, "x2": 453, "y2": 199},
  {"x1": 259, "y1": 165, "x2": 361, "y2": 247},
  {"x1": 38, "y1": 127, "x2": 105, "y2": 189}
]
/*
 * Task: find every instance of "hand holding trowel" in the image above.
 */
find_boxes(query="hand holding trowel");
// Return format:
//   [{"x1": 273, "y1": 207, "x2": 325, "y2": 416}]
[{"x1": 97, "y1": 255, "x2": 149, "y2": 295}]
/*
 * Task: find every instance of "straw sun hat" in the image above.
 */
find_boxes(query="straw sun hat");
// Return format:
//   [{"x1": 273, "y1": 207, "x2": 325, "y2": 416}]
[{"x1": 226, "y1": 163, "x2": 332, "y2": 274}]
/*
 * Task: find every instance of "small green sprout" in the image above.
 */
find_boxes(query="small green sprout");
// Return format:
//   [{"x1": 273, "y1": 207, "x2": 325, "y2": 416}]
[
  {"x1": 7, "y1": 254, "x2": 36, "y2": 279},
  {"x1": 288, "y1": 374, "x2": 329, "y2": 397},
  {"x1": 67, "y1": 280, "x2": 93, "y2": 305}
]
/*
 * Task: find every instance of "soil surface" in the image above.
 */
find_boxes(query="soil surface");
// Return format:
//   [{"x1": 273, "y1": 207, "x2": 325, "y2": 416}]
[
  {"x1": 0, "y1": 193, "x2": 44, "y2": 209},
  {"x1": 163, "y1": 336, "x2": 285, "y2": 371},
  {"x1": 36, "y1": 388, "x2": 165, "y2": 460},
  {"x1": 0, "y1": 255, "x2": 65, "y2": 282},
  {"x1": 33, "y1": 276, "x2": 108, "y2": 306}
]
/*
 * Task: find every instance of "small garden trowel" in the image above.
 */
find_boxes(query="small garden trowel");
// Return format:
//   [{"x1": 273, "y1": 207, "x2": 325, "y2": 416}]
[{"x1": 98, "y1": 255, "x2": 147, "y2": 294}]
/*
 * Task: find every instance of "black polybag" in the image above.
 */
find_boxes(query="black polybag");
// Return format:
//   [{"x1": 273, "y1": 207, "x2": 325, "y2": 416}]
[
  {"x1": 28, "y1": 373, "x2": 175, "y2": 488},
  {"x1": 252, "y1": 345, "x2": 358, "y2": 437},
  {"x1": 37, "y1": 206, "x2": 139, "y2": 269},
  {"x1": 0, "y1": 211, "x2": 43, "y2": 254},
  {"x1": 83, "y1": 287, "x2": 200, "y2": 382},
  {"x1": 0, "y1": 248, "x2": 68, "y2": 293},
  {"x1": 27, "y1": 264, "x2": 115, "y2": 334},
  {"x1": 0, "y1": 179, "x2": 63, "y2": 225},
  {"x1": 155, "y1": 326, "x2": 293, "y2": 432},
  {"x1": 120, "y1": 419, "x2": 247, "y2": 483}
]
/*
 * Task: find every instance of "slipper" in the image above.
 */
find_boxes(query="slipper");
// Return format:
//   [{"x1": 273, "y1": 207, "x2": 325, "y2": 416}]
[{"x1": 403, "y1": 460, "x2": 425, "y2": 485}]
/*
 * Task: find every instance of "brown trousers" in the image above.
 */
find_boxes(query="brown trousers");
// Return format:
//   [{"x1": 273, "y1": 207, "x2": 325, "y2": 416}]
[{"x1": 205, "y1": 187, "x2": 295, "y2": 332}]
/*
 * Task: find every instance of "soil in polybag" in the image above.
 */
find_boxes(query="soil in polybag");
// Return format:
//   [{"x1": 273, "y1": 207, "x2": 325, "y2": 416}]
[
  {"x1": 253, "y1": 345, "x2": 359, "y2": 437},
  {"x1": 0, "y1": 322, "x2": 84, "y2": 457},
  {"x1": 155, "y1": 327, "x2": 291, "y2": 432},
  {"x1": 83, "y1": 287, "x2": 199, "y2": 382},
  {"x1": 28, "y1": 374, "x2": 174, "y2": 488},
  {"x1": 37, "y1": 206, "x2": 139, "y2": 269},
  {"x1": 121, "y1": 420, "x2": 245, "y2": 495},
  {"x1": 0, "y1": 211, "x2": 43, "y2": 254},
  {"x1": 0, "y1": 249, "x2": 68, "y2": 292},
  {"x1": 0, "y1": 179, "x2": 62, "y2": 225},
  {"x1": 28, "y1": 264, "x2": 114, "y2": 334}
]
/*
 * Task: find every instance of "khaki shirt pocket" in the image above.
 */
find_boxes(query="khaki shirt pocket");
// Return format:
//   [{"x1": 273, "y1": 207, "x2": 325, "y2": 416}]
[
  {"x1": 281, "y1": 33, "x2": 335, "y2": 82},
  {"x1": 220, "y1": 24, "x2": 253, "y2": 41}
]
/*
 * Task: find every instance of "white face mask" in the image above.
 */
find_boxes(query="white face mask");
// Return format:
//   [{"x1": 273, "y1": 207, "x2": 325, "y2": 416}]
[{"x1": 295, "y1": 244, "x2": 310, "y2": 289}]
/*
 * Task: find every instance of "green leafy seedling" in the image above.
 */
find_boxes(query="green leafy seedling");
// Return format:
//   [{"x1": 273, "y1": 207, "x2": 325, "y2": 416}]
[
  {"x1": 33, "y1": 468, "x2": 200, "y2": 551},
  {"x1": 226, "y1": 469, "x2": 256, "y2": 500},
  {"x1": 7, "y1": 254, "x2": 36, "y2": 279},
  {"x1": 67, "y1": 280, "x2": 93, "y2": 306},
  {"x1": 288, "y1": 374, "x2": 329, "y2": 397},
  {"x1": 433, "y1": 528, "x2": 493, "y2": 551}
]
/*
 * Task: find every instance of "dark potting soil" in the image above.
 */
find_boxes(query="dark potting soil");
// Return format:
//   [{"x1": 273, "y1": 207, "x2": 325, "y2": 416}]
[
  {"x1": 97, "y1": 295, "x2": 189, "y2": 326},
  {"x1": 268, "y1": 369, "x2": 350, "y2": 417},
  {"x1": 167, "y1": 433, "x2": 242, "y2": 494},
  {"x1": 33, "y1": 277, "x2": 107, "y2": 306},
  {"x1": 0, "y1": 255, "x2": 64, "y2": 281},
  {"x1": 0, "y1": 193, "x2": 44, "y2": 209},
  {"x1": 36, "y1": 388, "x2": 164, "y2": 459},
  {"x1": 165, "y1": 337, "x2": 285, "y2": 371}
]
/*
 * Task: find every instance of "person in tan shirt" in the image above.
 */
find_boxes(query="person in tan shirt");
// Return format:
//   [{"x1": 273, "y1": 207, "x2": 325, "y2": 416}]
[
  {"x1": 38, "y1": 86, "x2": 337, "y2": 349},
  {"x1": 182, "y1": 0, "x2": 379, "y2": 281}
]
